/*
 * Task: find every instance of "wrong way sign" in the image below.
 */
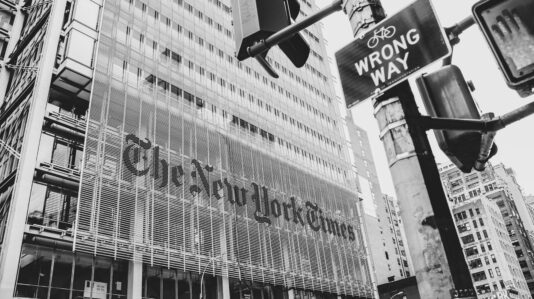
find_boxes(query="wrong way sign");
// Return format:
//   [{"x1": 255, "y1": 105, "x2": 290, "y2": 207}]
[{"x1": 336, "y1": 0, "x2": 451, "y2": 108}]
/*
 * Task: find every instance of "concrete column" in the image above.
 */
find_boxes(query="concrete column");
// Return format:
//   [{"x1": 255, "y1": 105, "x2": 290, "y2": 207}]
[
  {"x1": 372, "y1": 83, "x2": 472, "y2": 298},
  {"x1": 127, "y1": 261, "x2": 143, "y2": 299},
  {"x1": 287, "y1": 289, "x2": 295, "y2": 299},
  {"x1": 0, "y1": 2, "x2": 24, "y2": 105},
  {"x1": 128, "y1": 185, "x2": 146, "y2": 299},
  {"x1": 218, "y1": 276, "x2": 230, "y2": 299},
  {"x1": 374, "y1": 95, "x2": 454, "y2": 297},
  {"x1": 0, "y1": 0, "x2": 68, "y2": 298}
]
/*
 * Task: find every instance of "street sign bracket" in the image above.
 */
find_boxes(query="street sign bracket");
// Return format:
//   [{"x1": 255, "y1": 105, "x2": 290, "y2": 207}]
[
  {"x1": 244, "y1": 0, "x2": 344, "y2": 78},
  {"x1": 417, "y1": 100, "x2": 534, "y2": 132},
  {"x1": 444, "y1": 15, "x2": 475, "y2": 46}
]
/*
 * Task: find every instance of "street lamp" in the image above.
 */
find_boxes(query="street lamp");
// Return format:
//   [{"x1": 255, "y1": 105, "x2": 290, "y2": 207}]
[{"x1": 199, "y1": 251, "x2": 225, "y2": 299}]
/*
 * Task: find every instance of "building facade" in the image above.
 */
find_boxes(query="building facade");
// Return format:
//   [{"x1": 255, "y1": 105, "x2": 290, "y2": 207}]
[
  {"x1": 451, "y1": 197, "x2": 529, "y2": 299},
  {"x1": 0, "y1": 0, "x2": 375, "y2": 298},
  {"x1": 382, "y1": 194, "x2": 412, "y2": 279},
  {"x1": 493, "y1": 164, "x2": 534, "y2": 234},
  {"x1": 345, "y1": 115, "x2": 411, "y2": 285},
  {"x1": 440, "y1": 163, "x2": 534, "y2": 298}
]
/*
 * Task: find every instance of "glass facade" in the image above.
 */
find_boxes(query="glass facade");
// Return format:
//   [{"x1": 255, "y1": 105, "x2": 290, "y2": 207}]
[
  {"x1": 0, "y1": 0, "x2": 375, "y2": 297},
  {"x1": 67, "y1": 0, "x2": 374, "y2": 297},
  {"x1": 15, "y1": 243, "x2": 129, "y2": 299}
]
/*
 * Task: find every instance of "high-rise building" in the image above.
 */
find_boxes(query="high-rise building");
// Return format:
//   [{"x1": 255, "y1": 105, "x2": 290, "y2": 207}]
[
  {"x1": 0, "y1": 0, "x2": 375, "y2": 298},
  {"x1": 345, "y1": 114, "x2": 411, "y2": 284},
  {"x1": 451, "y1": 197, "x2": 530, "y2": 299},
  {"x1": 382, "y1": 194, "x2": 413, "y2": 279},
  {"x1": 440, "y1": 163, "x2": 534, "y2": 298},
  {"x1": 493, "y1": 164, "x2": 534, "y2": 234}
]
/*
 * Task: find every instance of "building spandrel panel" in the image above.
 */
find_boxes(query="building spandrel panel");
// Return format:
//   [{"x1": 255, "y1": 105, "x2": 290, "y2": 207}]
[{"x1": 74, "y1": 0, "x2": 373, "y2": 297}]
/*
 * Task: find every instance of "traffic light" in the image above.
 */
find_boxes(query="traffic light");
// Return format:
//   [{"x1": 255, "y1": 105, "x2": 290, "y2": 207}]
[
  {"x1": 231, "y1": 0, "x2": 310, "y2": 68},
  {"x1": 473, "y1": 0, "x2": 534, "y2": 97},
  {"x1": 416, "y1": 65, "x2": 498, "y2": 173}
]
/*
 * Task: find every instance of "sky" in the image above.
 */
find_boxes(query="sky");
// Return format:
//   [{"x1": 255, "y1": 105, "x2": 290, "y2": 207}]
[{"x1": 315, "y1": 0, "x2": 534, "y2": 197}]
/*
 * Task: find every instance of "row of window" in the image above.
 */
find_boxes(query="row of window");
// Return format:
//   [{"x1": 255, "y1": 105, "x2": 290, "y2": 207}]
[
  {"x1": 202, "y1": 0, "x2": 331, "y2": 95},
  {"x1": 117, "y1": 17, "x2": 338, "y2": 134},
  {"x1": 475, "y1": 279, "x2": 508, "y2": 295},
  {"x1": 114, "y1": 50, "x2": 342, "y2": 152},
  {"x1": 465, "y1": 243, "x2": 498, "y2": 262},
  {"x1": 111, "y1": 63, "x2": 348, "y2": 179},
  {"x1": 125, "y1": 0, "x2": 331, "y2": 103},
  {"x1": 455, "y1": 211, "x2": 484, "y2": 224},
  {"x1": 230, "y1": 115, "x2": 345, "y2": 174}
]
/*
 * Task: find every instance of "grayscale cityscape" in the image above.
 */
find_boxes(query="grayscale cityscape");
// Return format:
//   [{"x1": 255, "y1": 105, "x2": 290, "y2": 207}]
[{"x1": 0, "y1": 0, "x2": 533, "y2": 298}]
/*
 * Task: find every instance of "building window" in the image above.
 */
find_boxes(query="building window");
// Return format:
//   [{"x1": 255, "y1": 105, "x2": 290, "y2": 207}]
[
  {"x1": 469, "y1": 258, "x2": 483, "y2": 269},
  {"x1": 15, "y1": 244, "x2": 129, "y2": 298},
  {"x1": 27, "y1": 183, "x2": 77, "y2": 230},
  {"x1": 465, "y1": 246, "x2": 479, "y2": 257},
  {"x1": 472, "y1": 271, "x2": 487, "y2": 282},
  {"x1": 461, "y1": 234, "x2": 475, "y2": 245},
  {"x1": 476, "y1": 284, "x2": 490, "y2": 295}
]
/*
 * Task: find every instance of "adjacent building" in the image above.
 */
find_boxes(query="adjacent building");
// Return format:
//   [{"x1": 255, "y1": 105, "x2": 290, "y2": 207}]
[
  {"x1": 451, "y1": 196, "x2": 529, "y2": 299},
  {"x1": 0, "y1": 0, "x2": 375, "y2": 298},
  {"x1": 346, "y1": 114, "x2": 412, "y2": 285},
  {"x1": 383, "y1": 194, "x2": 412, "y2": 279},
  {"x1": 440, "y1": 163, "x2": 534, "y2": 298}
]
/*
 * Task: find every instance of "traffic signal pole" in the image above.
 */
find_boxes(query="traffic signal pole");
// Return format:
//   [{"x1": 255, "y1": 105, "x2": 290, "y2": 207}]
[
  {"x1": 345, "y1": 1, "x2": 475, "y2": 298},
  {"x1": 373, "y1": 83, "x2": 475, "y2": 298}
]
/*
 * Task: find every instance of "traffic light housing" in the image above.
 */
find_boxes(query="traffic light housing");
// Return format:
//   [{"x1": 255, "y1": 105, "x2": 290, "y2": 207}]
[
  {"x1": 473, "y1": 0, "x2": 534, "y2": 97},
  {"x1": 231, "y1": 0, "x2": 310, "y2": 67},
  {"x1": 416, "y1": 65, "x2": 498, "y2": 173}
]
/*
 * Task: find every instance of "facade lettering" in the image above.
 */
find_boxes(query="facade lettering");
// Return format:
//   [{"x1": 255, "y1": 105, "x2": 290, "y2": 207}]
[{"x1": 123, "y1": 133, "x2": 356, "y2": 241}]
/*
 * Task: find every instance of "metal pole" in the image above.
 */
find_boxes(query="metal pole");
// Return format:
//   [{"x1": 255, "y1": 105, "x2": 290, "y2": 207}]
[
  {"x1": 496, "y1": 100, "x2": 534, "y2": 129},
  {"x1": 419, "y1": 100, "x2": 534, "y2": 132},
  {"x1": 343, "y1": 1, "x2": 475, "y2": 297},
  {"x1": 447, "y1": 15, "x2": 475, "y2": 41}
]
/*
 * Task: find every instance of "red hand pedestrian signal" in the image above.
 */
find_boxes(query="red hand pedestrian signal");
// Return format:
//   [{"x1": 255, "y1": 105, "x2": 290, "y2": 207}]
[{"x1": 473, "y1": 0, "x2": 534, "y2": 97}]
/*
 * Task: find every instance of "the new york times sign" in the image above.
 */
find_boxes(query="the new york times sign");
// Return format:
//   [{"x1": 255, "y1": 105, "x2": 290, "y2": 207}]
[{"x1": 123, "y1": 133, "x2": 357, "y2": 241}]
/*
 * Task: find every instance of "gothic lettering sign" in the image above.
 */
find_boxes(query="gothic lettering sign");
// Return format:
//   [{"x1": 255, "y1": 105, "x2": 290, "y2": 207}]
[
  {"x1": 123, "y1": 133, "x2": 357, "y2": 241},
  {"x1": 336, "y1": 0, "x2": 451, "y2": 108}
]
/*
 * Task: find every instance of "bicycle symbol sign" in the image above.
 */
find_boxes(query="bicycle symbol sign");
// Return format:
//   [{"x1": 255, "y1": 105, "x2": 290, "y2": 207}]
[
  {"x1": 336, "y1": 0, "x2": 451, "y2": 108},
  {"x1": 367, "y1": 26, "x2": 396, "y2": 49}
]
